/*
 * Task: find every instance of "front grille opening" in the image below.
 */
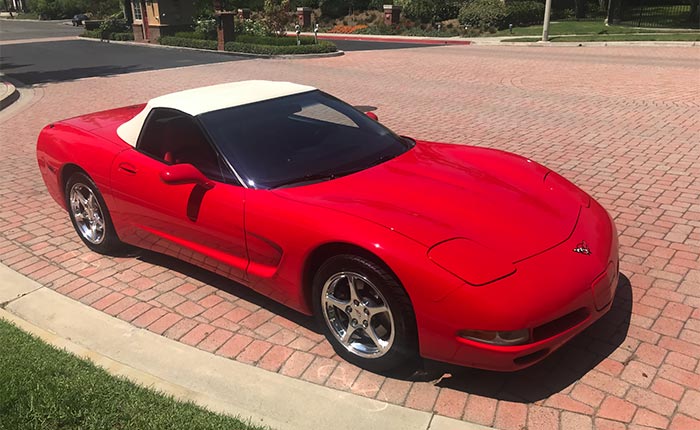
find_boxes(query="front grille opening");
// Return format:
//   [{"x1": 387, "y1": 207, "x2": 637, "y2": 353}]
[
  {"x1": 532, "y1": 308, "x2": 589, "y2": 342},
  {"x1": 514, "y1": 348, "x2": 549, "y2": 365}
]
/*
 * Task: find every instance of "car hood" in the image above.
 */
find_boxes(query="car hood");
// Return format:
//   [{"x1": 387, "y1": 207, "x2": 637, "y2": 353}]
[{"x1": 275, "y1": 141, "x2": 585, "y2": 263}]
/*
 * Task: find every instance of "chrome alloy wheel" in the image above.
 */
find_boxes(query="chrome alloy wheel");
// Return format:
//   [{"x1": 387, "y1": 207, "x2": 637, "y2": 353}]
[
  {"x1": 69, "y1": 183, "x2": 105, "y2": 245},
  {"x1": 321, "y1": 271, "x2": 395, "y2": 358}
]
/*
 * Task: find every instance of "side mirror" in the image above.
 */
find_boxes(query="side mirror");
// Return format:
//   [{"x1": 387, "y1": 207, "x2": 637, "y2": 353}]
[
  {"x1": 365, "y1": 111, "x2": 379, "y2": 121},
  {"x1": 160, "y1": 163, "x2": 214, "y2": 190}
]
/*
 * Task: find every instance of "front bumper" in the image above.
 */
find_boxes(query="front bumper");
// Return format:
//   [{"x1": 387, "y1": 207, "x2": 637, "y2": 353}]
[{"x1": 415, "y1": 199, "x2": 619, "y2": 371}]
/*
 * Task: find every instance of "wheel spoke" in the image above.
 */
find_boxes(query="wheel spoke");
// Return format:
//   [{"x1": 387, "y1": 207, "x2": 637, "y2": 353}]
[
  {"x1": 340, "y1": 324, "x2": 357, "y2": 345},
  {"x1": 364, "y1": 325, "x2": 388, "y2": 353},
  {"x1": 367, "y1": 304, "x2": 389, "y2": 319},
  {"x1": 347, "y1": 274, "x2": 361, "y2": 304},
  {"x1": 77, "y1": 193, "x2": 90, "y2": 207},
  {"x1": 323, "y1": 294, "x2": 349, "y2": 311}
]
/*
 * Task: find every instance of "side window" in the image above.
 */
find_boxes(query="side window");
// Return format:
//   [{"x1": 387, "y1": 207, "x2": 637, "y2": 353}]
[{"x1": 137, "y1": 108, "x2": 225, "y2": 182}]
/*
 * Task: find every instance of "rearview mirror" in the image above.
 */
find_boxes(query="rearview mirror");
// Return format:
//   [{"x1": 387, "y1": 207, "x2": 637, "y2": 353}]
[
  {"x1": 365, "y1": 111, "x2": 379, "y2": 121},
  {"x1": 160, "y1": 163, "x2": 214, "y2": 190}
]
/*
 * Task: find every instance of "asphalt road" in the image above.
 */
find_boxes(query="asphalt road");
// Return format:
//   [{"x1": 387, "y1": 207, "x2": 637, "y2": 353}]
[
  {"x1": 0, "y1": 19, "x2": 82, "y2": 40},
  {"x1": 1, "y1": 39, "x2": 248, "y2": 85},
  {"x1": 0, "y1": 19, "x2": 437, "y2": 86}
]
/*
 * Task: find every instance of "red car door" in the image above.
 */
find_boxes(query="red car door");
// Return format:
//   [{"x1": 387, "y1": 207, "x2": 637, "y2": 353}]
[{"x1": 109, "y1": 108, "x2": 248, "y2": 281}]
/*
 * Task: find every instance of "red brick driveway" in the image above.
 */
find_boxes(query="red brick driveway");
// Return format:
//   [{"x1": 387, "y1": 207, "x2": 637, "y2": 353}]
[{"x1": 1, "y1": 44, "x2": 699, "y2": 430}]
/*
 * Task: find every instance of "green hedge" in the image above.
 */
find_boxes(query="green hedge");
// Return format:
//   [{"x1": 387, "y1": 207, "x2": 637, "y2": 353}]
[
  {"x1": 159, "y1": 36, "x2": 337, "y2": 55},
  {"x1": 506, "y1": 1, "x2": 545, "y2": 26},
  {"x1": 80, "y1": 30, "x2": 134, "y2": 41},
  {"x1": 158, "y1": 36, "x2": 218, "y2": 50},
  {"x1": 395, "y1": 0, "x2": 463, "y2": 23},
  {"x1": 172, "y1": 31, "x2": 209, "y2": 40},
  {"x1": 224, "y1": 41, "x2": 337, "y2": 55},
  {"x1": 235, "y1": 34, "x2": 317, "y2": 46},
  {"x1": 458, "y1": 0, "x2": 508, "y2": 29}
]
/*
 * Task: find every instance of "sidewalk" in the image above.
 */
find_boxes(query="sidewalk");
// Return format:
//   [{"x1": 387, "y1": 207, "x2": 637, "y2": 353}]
[{"x1": 0, "y1": 262, "x2": 492, "y2": 430}]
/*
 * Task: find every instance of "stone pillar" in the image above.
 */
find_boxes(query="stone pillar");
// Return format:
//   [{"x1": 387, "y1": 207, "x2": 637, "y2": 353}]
[
  {"x1": 237, "y1": 8, "x2": 251, "y2": 19},
  {"x1": 296, "y1": 7, "x2": 312, "y2": 28},
  {"x1": 383, "y1": 4, "x2": 401, "y2": 26},
  {"x1": 215, "y1": 11, "x2": 235, "y2": 51}
]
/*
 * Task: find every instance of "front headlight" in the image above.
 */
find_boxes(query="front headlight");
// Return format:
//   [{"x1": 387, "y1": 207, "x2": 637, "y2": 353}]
[{"x1": 458, "y1": 329, "x2": 530, "y2": 346}]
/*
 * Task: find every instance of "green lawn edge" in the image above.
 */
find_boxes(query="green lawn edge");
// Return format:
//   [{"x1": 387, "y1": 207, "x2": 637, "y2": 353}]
[
  {"x1": 0, "y1": 318, "x2": 269, "y2": 430},
  {"x1": 502, "y1": 33, "x2": 700, "y2": 42}
]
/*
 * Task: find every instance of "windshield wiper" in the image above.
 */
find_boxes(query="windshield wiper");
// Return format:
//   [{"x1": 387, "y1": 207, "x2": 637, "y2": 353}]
[
  {"x1": 273, "y1": 172, "x2": 339, "y2": 189},
  {"x1": 273, "y1": 154, "x2": 395, "y2": 189}
]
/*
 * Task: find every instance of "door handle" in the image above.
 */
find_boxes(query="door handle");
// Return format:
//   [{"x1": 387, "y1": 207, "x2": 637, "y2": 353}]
[{"x1": 118, "y1": 162, "x2": 137, "y2": 174}]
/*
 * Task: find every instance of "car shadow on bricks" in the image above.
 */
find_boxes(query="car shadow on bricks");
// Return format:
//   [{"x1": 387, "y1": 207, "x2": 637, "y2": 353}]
[
  {"x1": 419, "y1": 274, "x2": 633, "y2": 402},
  {"x1": 136, "y1": 250, "x2": 321, "y2": 333}
]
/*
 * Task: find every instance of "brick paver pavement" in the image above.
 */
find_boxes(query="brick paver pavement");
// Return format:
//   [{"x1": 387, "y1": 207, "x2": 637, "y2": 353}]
[{"x1": 1, "y1": 44, "x2": 699, "y2": 429}]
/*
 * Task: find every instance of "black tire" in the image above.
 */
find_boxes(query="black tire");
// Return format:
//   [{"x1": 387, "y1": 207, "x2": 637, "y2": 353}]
[
  {"x1": 65, "y1": 172, "x2": 127, "y2": 255},
  {"x1": 312, "y1": 254, "x2": 417, "y2": 373}
]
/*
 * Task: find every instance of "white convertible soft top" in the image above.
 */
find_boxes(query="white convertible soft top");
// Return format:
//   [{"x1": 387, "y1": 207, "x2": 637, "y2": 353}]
[{"x1": 116, "y1": 80, "x2": 316, "y2": 147}]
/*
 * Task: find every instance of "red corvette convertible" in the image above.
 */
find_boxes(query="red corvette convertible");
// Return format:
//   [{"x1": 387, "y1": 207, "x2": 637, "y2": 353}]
[{"x1": 37, "y1": 81, "x2": 619, "y2": 372}]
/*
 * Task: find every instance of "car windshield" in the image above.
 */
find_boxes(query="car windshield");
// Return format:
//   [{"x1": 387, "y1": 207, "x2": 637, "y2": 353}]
[{"x1": 197, "y1": 90, "x2": 412, "y2": 189}]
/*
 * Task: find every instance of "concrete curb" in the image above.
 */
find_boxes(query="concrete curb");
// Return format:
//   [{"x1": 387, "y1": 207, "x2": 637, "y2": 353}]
[
  {"x1": 0, "y1": 262, "x2": 493, "y2": 430},
  {"x1": 302, "y1": 31, "x2": 699, "y2": 47},
  {"x1": 77, "y1": 36, "x2": 345, "y2": 59},
  {"x1": 0, "y1": 79, "x2": 19, "y2": 111}
]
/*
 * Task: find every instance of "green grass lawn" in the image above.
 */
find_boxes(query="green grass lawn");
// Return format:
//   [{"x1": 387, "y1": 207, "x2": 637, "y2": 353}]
[
  {"x1": 493, "y1": 19, "x2": 698, "y2": 37},
  {"x1": 0, "y1": 319, "x2": 267, "y2": 430},
  {"x1": 503, "y1": 32, "x2": 700, "y2": 42}
]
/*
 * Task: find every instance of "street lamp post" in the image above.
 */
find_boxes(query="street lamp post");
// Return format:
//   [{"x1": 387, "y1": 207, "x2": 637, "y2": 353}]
[{"x1": 541, "y1": 0, "x2": 553, "y2": 42}]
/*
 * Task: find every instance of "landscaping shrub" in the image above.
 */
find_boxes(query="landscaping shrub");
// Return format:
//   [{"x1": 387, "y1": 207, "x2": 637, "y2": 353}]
[
  {"x1": 158, "y1": 36, "x2": 218, "y2": 50},
  {"x1": 33, "y1": 0, "x2": 85, "y2": 19},
  {"x1": 80, "y1": 30, "x2": 133, "y2": 40},
  {"x1": 32, "y1": 0, "x2": 119, "y2": 19},
  {"x1": 505, "y1": 1, "x2": 544, "y2": 26},
  {"x1": 395, "y1": 0, "x2": 462, "y2": 23},
  {"x1": 458, "y1": 0, "x2": 508, "y2": 29},
  {"x1": 236, "y1": 18, "x2": 271, "y2": 37},
  {"x1": 320, "y1": 0, "x2": 349, "y2": 19},
  {"x1": 224, "y1": 40, "x2": 337, "y2": 55},
  {"x1": 158, "y1": 35, "x2": 336, "y2": 56},
  {"x1": 263, "y1": 0, "x2": 293, "y2": 34},
  {"x1": 110, "y1": 32, "x2": 134, "y2": 41},
  {"x1": 173, "y1": 31, "x2": 207, "y2": 39},
  {"x1": 236, "y1": 34, "x2": 316, "y2": 45},
  {"x1": 194, "y1": 17, "x2": 217, "y2": 39},
  {"x1": 401, "y1": 26, "x2": 460, "y2": 37},
  {"x1": 353, "y1": 24, "x2": 402, "y2": 35},
  {"x1": 98, "y1": 15, "x2": 129, "y2": 34}
]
